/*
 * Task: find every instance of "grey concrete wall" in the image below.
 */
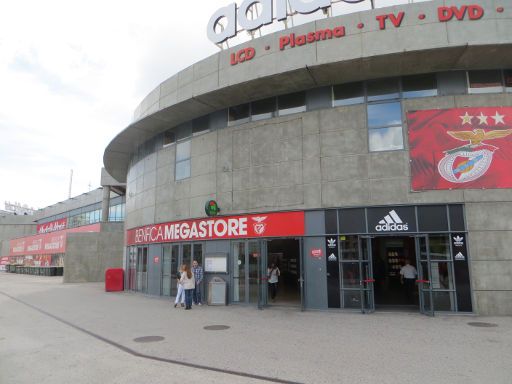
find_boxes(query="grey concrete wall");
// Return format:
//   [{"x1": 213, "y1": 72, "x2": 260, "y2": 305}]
[
  {"x1": 64, "y1": 223, "x2": 124, "y2": 283},
  {"x1": 124, "y1": 90, "x2": 512, "y2": 315},
  {"x1": 0, "y1": 223, "x2": 37, "y2": 257},
  {"x1": 110, "y1": 0, "x2": 512, "y2": 315},
  {"x1": 104, "y1": 0, "x2": 512, "y2": 182}
]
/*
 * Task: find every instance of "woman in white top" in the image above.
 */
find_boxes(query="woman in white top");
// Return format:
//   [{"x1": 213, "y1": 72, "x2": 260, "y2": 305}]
[
  {"x1": 174, "y1": 265, "x2": 185, "y2": 308},
  {"x1": 267, "y1": 263, "x2": 280, "y2": 302},
  {"x1": 179, "y1": 264, "x2": 195, "y2": 310}
]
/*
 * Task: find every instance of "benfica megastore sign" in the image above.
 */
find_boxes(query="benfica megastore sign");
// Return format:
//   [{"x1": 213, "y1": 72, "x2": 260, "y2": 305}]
[
  {"x1": 126, "y1": 211, "x2": 305, "y2": 245},
  {"x1": 207, "y1": 0, "x2": 364, "y2": 44}
]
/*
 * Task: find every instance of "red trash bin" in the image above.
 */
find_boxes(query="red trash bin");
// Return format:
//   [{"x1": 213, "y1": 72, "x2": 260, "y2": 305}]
[{"x1": 105, "y1": 268, "x2": 124, "y2": 292}]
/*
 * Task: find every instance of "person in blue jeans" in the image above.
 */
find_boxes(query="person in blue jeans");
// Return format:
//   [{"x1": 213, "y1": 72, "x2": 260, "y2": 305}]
[
  {"x1": 179, "y1": 264, "x2": 195, "y2": 310},
  {"x1": 192, "y1": 260, "x2": 204, "y2": 305}
]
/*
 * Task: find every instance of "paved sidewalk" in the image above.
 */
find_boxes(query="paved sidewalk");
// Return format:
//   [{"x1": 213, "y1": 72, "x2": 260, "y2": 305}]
[{"x1": 1, "y1": 274, "x2": 511, "y2": 384}]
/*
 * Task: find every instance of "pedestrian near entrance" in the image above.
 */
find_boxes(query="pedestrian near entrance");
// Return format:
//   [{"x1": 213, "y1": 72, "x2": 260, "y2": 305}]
[
  {"x1": 180, "y1": 264, "x2": 195, "y2": 310},
  {"x1": 267, "y1": 263, "x2": 280, "y2": 301},
  {"x1": 192, "y1": 260, "x2": 203, "y2": 305},
  {"x1": 174, "y1": 266, "x2": 185, "y2": 308},
  {"x1": 400, "y1": 259, "x2": 418, "y2": 304}
]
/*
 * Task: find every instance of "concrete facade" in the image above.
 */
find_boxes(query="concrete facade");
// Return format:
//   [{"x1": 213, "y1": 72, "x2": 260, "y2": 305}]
[
  {"x1": 105, "y1": 0, "x2": 512, "y2": 315},
  {"x1": 64, "y1": 223, "x2": 124, "y2": 283},
  {"x1": 2, "y1": 185, "x2": 125, "y2": 283},
  {"x1": 0, "y1": 215, "x2": 36, "y2": 258}
]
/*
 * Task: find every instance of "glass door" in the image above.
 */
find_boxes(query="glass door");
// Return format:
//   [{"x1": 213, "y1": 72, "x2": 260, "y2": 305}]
[
  {"x1": 360, "y1": 237, "x2": 375, "y2": 313},
  {"x1": 232, "y1": 240, "x2": 266, "y2": 307},
  {"x1": 339, "y1": 236, "x2": 374, "y2": 313},
  {"x1": 248, "y1": 240, "x2": 261, "y2": 305},
  {"x1": 127, "y1": 247, "x2": 137, "y2": 291},
  {"x1": 136, "y1": 246, "x2": 148, "y2": 293},
  {"x1": 416, "y1": 235, "x2": 434, "y2": 316},
  {"x1": 161, "y1": 245, "x2": 172, "y2": 296},
  {"x1": 171, "y1": 244, "x2": 180, "y2": 296},
  {"x1": 232, "y1": 241, "x2": 246, "y2": 303}
]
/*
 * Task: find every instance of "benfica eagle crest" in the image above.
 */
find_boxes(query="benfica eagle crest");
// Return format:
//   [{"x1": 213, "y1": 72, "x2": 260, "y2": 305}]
[
  {"x1": 408, "y1": 108, "x2": 512, "y2": 190},
  {"x1": 252, "y1": 216, "x2": 267, "y2": 235},
  {"x1": 438, "y1": 129, "x2": 512, "y2": 183}
]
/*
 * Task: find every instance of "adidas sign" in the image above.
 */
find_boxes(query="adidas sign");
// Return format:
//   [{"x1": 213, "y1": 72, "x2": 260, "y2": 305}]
[
  {"x1": 375, "y1": 210, "x2": 409, "y2": 232},
  {"x1": 453, "y1": 236, "x2": 464, "y2": 247}
]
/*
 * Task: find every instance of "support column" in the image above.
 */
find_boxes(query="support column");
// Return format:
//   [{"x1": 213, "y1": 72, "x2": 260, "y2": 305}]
[{"x1": 101, "y1": 186, "x2": 111, "y2": 222}]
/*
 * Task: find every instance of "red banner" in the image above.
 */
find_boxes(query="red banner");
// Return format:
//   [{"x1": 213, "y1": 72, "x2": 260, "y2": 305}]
[
  {"x1": 408, "y1": 107, "x2": 512, "y2": 191},
  {"x1": 9, "y1": 223, "x2": 101, "y2": 256},
  {"x1": 37, "y1": 218, "x2": 68, "y2": 234},
  {"x1": 126, "y1": 211, "x2": 305, "y2": 245}
]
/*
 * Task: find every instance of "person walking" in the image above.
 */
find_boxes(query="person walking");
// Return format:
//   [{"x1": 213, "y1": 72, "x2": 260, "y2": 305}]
[
  {"x1": 267, "y1": 263, "x2": 280, "y2": 302},
  {"x1": 174, "y1": 266, "x2": 185, "y2": 308},
  {"x1": 180, "y1": 264, "x2": 195, "y2": 310},
  {"x1": 400, "y1": 259, "x2": 418, "y2": 304},
  {"x1": 192, "y1": 260, "x2": 204, "y2": 305}
]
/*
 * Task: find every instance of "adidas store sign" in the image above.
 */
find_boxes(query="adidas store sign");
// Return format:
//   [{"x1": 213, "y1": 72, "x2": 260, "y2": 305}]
[{"x1": 375, "y1": 210, "x2": 409, "y2": 232}]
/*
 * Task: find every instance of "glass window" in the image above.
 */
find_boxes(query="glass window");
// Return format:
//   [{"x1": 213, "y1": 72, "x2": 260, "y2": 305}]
[
  {"x1": 228, "y1": 103, "x2": 250, "y2": 125},
  {"x1": 176, "y1": 140, "x2": 191, "y2": 181},
  {"x1": 367, "y1": 102, "x2": 402, "y2": 128},
  {"x1": 182, "y1": 244, "x2": 192, "y2": 266},
  {"x1": 369, "y1": 126, "x2": 404, "y2": 152},
  {"x1": 163, "y1": 130, "x2": 176, "y2": 146},
  {"x1": 430, "y1": 262, "x2": 454, "y2": 290},
  {"x1": 176, "y1": 160, "x2": 191, "y2": 181},
  {"x1": 333, "y1": 82, "x2": 364, "y2": 106},
  {"x1": 505, "y1": 70, "x2": 512, "y2": 92},
  {"x1": 432, "y1": 291, "x2": 455, "y2": 311},
  {"x1": 176, "y1": 123, "x2": 192, "y2": 141},
  {"x1": 192, "y1": 116, "x2": 210, "y2": 136},
  {"x1": 251, "y1": 98, "x2": 275, "y2": 121},
  {"x1": 449, "y1": 205, "x2": 465, "y2": 231},
  {"x1": 176, "y1": 141, "x2": 191, "y2": 162},
  {"x1": 468, "y1": 70, "x2": 503, "y2": 93},
  {"x1": 429, "y1": 234, "x2": 451, "y2": 260},
  {"x1": 278, "y1": 92, "x2": 306, "y2": 116},
  {"x1": 367, "y1": 78, "x2": 399, "y2": 101},
  {"x1": 402, "y1": 74, "x2": 438, "y2": 98},
  {"x1": 417, "y1": 205, "x2": 448, "y2": 232}
]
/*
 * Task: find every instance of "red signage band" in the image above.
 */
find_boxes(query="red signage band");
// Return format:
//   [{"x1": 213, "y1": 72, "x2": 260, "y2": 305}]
[
  {"x1": 37, "y1": 218, "x2": 68, "y2": 234},
  {"x1": 9, "y1": 223, "x2": 101, "y2": 256},
  {"x1": 408, "y1": 107, "x2": 512, "y2": 191},
  {"x1": 126, "y1": 211, "x2": 305, "y2": 246}
]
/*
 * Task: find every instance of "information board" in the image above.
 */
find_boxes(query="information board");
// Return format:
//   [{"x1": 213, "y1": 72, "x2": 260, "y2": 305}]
[{"x1": 205, "y1": 254, "x2": 228, "y2": 273}]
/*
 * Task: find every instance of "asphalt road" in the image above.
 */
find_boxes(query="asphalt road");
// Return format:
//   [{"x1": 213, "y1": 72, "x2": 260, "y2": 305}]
[{"x1": 1, "y1": 274, "x2": 511, "y2": 384}]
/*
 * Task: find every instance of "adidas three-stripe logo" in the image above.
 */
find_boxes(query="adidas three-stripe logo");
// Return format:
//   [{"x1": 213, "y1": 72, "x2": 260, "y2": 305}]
[{"x1": 375, "y1": 210, "x2": 409, "y2": 232}]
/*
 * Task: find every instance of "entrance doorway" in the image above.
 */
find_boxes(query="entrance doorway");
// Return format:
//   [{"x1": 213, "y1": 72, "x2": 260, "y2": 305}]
[
  {"x1": 266, "y1": 239, "x2": 301, "y2": 306},
  {"x1": 160, "y1": 242, "x2": 204, "y2": 297},
  {"x1": 232, "y1": 240, "x2": 265, "y2": 305},
  {"x1": 371, "y1": 237, "x2": 418, "y2": 310},
  {"x1": 231, "y1": 238, "x2": 303, "y2": 308}
]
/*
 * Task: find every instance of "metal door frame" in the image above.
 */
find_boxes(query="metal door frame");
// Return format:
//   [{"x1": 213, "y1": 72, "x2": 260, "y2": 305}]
[
  {"x1": 136, "y1": 245, "x2": 148, "y2": 293},
  {"x1": 339, "y1": 235, "x2": 375, "y2": 313},
  {"x1": 299, "y1": 238, "x2": 305, "y2": 311},
  {"x1": 160, "y1": 244, "x2": 173, "y2": 296},
  {"x1": 359, "y1": 236, "x2": 375, "y2": 314},
  {"x1": 415, "y1": 235, "x2": 434, "y2": 316},
  {"x1": 231, "y1": 239, "x2": 266, "y2": 306}
]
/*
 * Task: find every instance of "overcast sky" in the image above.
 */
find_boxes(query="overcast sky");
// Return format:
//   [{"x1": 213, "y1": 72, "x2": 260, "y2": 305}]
[{"x1": 0, "y1": 0, "x2": 424, "y2": 210}]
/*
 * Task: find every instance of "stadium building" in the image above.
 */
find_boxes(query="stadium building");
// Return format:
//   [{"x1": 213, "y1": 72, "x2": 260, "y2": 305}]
[{"x1": 103, "y1": 0, "x2": 512, "y2": 315}]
